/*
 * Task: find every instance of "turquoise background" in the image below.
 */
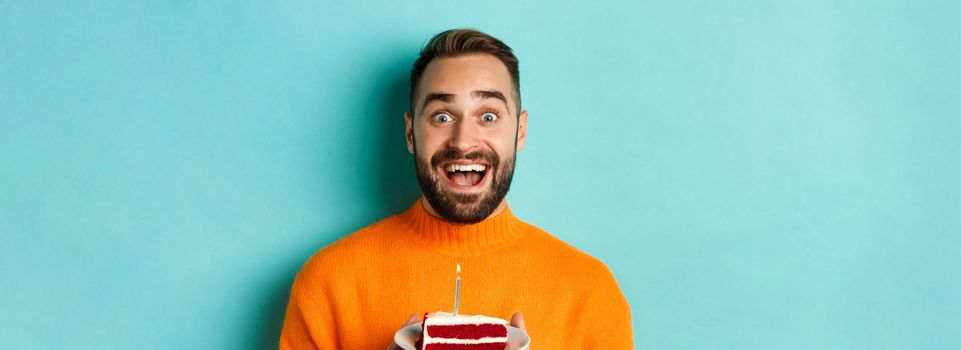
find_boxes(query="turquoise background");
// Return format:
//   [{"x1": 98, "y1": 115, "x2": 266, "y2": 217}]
[{"x1": 2, "y1": 0, "x2": 959, "y2": 349}]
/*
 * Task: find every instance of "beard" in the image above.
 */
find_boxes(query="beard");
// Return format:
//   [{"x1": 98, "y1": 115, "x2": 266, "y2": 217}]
[{"x1": 413, "y1": 146, "x2": 516, "y2": 224}]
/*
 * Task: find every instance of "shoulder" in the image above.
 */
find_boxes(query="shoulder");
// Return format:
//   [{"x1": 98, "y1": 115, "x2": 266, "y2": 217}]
[
  {"x1": 294, "y1": 215, "x2": 402, "y2": 284},
  {"x1": 519, "y1": 222, "x2": 627, "y2": 297},
  {"x1": 520, "y1": 221, "x2": 632, "y2": 312},
  {"x1": 521, "y1": 222, "x2": 616, "y2": 278}
]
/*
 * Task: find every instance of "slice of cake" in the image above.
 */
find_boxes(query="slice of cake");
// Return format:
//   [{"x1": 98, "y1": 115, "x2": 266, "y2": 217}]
[{"x1": 416, "y1": 312, "x2": 508, "y2": 350}]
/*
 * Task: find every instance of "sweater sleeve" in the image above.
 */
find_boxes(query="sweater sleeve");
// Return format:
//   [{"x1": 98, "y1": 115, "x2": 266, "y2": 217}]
[
  {"x1": 279, "y1": 265, "x2": 336, "y2": 350},
  {"x1": 580, "y1": 264, "x2": 635, "y2": 349}
]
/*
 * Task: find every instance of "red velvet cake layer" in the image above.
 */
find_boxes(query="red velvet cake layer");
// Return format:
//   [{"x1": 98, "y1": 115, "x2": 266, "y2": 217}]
[
  {"x1": 427, "y1": 324, "x2": 508, "y2": 338},
  {"x1": 424, "y1": 343, "x2": 506, "y2": 350}
]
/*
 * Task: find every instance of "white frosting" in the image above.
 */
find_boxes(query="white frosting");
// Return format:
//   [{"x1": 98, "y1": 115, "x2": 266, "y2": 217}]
[
  {"x1": 424, "y1": 312, "x2": 508, "y2": 326},
  {"x1": 422, "y1": 312, "x2": 509, "y2": 345}
]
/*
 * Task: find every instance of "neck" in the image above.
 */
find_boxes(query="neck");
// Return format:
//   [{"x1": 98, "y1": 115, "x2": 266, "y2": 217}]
[
  {"x1": 401, "y1": 198, "x2": 526, "y2": 256},
  {"x1": 421, "y1": 197, "x2": 508, "y2": 223}
]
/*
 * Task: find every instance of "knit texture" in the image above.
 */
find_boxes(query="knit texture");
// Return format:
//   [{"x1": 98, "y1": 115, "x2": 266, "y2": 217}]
[{"x1": 279, "y1": 199, "x2": 634, "y2": 349}]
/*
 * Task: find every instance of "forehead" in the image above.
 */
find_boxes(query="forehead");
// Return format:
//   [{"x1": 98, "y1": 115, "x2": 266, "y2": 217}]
[{"x1": 416, "y1": 54, "x2": 515, "y2": 105}]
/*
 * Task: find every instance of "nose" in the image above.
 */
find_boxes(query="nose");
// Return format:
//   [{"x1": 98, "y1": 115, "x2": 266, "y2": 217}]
[{"x1": 448, "y1": 118, "x2": 480, "y2": 152}]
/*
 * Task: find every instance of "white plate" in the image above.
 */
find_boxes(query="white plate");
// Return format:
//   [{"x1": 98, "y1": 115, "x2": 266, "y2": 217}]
[{"x1": 393, "y1": 323, "x2": 530, "y2": 350}]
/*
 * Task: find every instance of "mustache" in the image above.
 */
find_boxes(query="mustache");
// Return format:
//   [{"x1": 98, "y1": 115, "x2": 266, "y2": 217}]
[{"x1": 430, "y1": 148, "x2": 500, "y2": 169}]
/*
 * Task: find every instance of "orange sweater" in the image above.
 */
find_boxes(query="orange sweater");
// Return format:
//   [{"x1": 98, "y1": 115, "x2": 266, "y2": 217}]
[{"x1": 279, "y1": 199, "x2": 633, "y2": 349}]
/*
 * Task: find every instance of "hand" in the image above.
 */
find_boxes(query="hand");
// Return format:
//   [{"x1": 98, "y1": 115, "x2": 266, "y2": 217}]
[
  {"x1": 511, "y1": 312, "x2": 530, "y2": 349},
  {"x1": 386, "y1": 314, "x2": 421, "y2": 350},
  {"x1": 510, "y1": 312, "x2": 527, "y2": 332}
]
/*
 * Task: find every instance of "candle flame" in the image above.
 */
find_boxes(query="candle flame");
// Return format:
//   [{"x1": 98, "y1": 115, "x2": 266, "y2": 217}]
[{"x1": 456, "y1": 263, "x2": 461, "y2": 274}]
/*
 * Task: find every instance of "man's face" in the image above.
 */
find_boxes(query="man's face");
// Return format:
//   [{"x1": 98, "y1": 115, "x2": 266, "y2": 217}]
[{"x1": 405, "y1": 54, "x2": 528, "y2": 224}]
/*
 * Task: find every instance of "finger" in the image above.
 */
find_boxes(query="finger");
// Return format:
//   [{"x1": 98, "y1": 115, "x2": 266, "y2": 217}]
[
  {"x1": 404, "y1": 313, "x2": 421, "y2": 326},
  {"x1": 510, "y1": 312, "x2": 527, "y2": 332},
  {"x1": 386, "y1": 314, "x2": 422, "y2": 350}
]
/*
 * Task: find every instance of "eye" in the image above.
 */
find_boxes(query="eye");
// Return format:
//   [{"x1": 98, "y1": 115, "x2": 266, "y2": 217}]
[
  {"x1": 432, "y1": 113, "x2": 453, "y2": 123},
  {"x1": 481, "y1": 112, "x2": 498, "y2": 122}
]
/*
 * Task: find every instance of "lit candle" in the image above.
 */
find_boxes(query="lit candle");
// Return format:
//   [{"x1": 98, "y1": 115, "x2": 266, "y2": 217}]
[{"x1": 453, "y1": 264, "x2": 461, "y2": 316}]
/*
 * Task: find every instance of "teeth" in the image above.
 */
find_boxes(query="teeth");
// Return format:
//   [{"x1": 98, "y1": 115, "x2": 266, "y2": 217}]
[{"x1": 445, "y1": 164, "x2": 487, "y2": 172}]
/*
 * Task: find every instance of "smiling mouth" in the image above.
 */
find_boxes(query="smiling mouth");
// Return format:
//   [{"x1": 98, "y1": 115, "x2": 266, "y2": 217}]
[{"x1": 439, "y1": 162, "x2": 490, "y2": 190}]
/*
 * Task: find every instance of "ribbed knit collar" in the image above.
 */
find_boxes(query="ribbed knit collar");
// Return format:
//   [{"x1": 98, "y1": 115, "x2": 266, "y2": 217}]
[{"x1": 399, "y1": 198, "x2": 527, "y2": 256}]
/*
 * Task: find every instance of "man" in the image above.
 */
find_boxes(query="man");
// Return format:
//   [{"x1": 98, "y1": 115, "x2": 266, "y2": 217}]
[{"x1": 279, "y1": 28, "x2": 633, "y2": 349}]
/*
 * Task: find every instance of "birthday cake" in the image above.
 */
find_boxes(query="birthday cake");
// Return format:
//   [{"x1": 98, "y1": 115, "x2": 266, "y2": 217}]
[{"x1": 415, "y1": 312, "x2": 509, "y2": 350}]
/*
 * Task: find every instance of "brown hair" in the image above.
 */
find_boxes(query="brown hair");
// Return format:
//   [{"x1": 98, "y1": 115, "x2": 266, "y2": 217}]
[{"x1": 409, "y1": 28, "x2": 521, "y2": 116}]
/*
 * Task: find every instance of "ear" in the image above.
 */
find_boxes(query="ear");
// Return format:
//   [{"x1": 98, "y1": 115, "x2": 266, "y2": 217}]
[
  {"x1": 515, "y1": 110, "x2": 528, "y2": 152},
  {"x1": 404, "y1": 112, "x2": 415, "y2": 154}
]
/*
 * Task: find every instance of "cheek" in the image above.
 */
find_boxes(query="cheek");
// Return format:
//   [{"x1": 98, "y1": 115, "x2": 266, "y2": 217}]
[
  {"x1": 488, "y1": 129, "x2": 518, "y2": 154},
  {"x1": 413, "y1": 129, "x2": 446, "y2": 156}
]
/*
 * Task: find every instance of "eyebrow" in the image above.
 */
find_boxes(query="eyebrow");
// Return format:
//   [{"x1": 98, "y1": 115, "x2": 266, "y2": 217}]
[
  {"x1": 472, "y1": 90, "x2": 510, "y2": 112},
  {"x1": 420, "y1": 90, "x2": 511, "y2": 113},
  {"x1": 421, "y1": 92, "x2": 455, "y2": 112}
]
